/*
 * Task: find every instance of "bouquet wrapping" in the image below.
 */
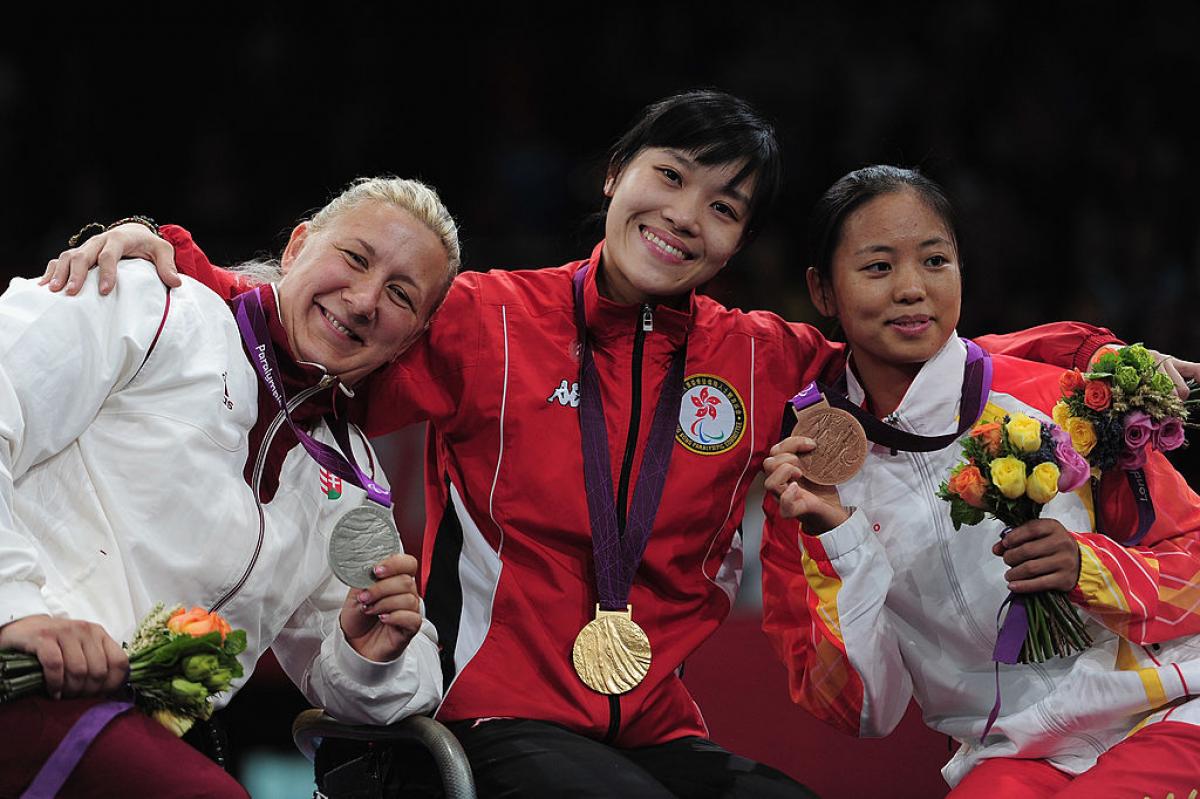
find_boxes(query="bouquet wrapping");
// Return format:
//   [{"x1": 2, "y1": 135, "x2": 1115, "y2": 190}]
[{"x1": 0, "y1": 604, "x2": 245, "y2": 736}]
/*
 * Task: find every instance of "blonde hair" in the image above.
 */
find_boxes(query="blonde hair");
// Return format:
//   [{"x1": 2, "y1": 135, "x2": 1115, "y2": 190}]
[{"x1": 236, "y1": 176, "x2": 462, "y2": 305}]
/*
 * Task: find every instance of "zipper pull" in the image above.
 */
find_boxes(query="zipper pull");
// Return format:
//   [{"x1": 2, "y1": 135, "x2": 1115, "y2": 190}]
[
  {"x1": 641, "y1": 304, "x2": 653, "y2": 332},
  {"x1": 318, "y1": 374, "x2": 337, "y2": 388}
]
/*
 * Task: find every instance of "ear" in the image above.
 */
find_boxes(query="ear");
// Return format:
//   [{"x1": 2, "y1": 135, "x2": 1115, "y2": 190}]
[
  {"x1": 806, "y1": 266, "x2": 837, "y2": 317},
  {"x1": 280, "y1": 222, "x2": 310, "y2": 274}
]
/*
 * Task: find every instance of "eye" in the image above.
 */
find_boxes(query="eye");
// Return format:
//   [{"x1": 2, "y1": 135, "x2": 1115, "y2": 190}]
[
  {"x1": 711, "y1": 201, "x2": 739, "y2": 220},
  {"x1": 658, "y1": 167, "x2": 682, "y2": 185},
  {"x1": 925, "y1": 254, "x2": 950, "y2": 268},
  {"x1": 387, "y1": 284, "x2": 415, "y2": 311},
  {"x1": 339, "y1": 247, "x2": 368, "y2": 268},
  {"x1": 863, "y1": 261, "x2": 892, "y2": 274}
]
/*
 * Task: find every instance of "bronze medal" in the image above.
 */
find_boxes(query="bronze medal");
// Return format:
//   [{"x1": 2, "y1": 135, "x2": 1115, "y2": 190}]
[
  {"x1": 571, "y1": 605, "x2": 652, "y2": 695},
  {"x1": 792, "y1": 400, "x2": 868, "y2": 485}
]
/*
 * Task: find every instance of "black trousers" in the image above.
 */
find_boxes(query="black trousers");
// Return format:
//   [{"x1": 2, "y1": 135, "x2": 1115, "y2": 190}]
[{"x1": 316, "y1": 717, "x2": 819, "y2": 799}]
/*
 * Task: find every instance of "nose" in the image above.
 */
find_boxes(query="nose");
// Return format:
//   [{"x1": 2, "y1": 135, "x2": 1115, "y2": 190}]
[
  {"x1": 342, "y1": 276, "x2": 383, "y2": 321},
  {"x1": 893, "y1": 261, "x2": 927, "y2": 304},
  {"x1": 662, "y1": 190, "x2": 703, "y2": 236}
]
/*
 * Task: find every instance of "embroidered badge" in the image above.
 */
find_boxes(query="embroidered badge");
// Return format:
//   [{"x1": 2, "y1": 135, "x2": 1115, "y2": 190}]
[
  {"x1": 319, "y1": 468, "x2": 343, "y2": 500},
  {"x1": 675, "y1": 374, "x2": 746, "y2": 455}
]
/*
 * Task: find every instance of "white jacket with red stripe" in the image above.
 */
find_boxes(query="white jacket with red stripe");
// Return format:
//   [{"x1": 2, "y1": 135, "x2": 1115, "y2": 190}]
[
  {"x1": 0, "y1": 263, "x2": 441, "y2": 724},
  {"x1": 761, "y1": 334, "x2": 1200, "y2": 785}
]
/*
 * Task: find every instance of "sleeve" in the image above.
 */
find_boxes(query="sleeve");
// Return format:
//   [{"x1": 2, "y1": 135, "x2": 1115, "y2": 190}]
[
  {"x1": 160, "y1": 224, "x2": 255, "y2": 300},
  {"x1": 360, "y1": 272, "x2": 484, "y2": 437},
  {"x1": 760, "y1": 495, "x2": 912, "y2": 737},
  {"x1": 0, "y1": 265, "x2": 166, "y2": 625},
  {"x1": 269, "y1": 576, "x2": 443, "y2": 725},
  {"x1": 776, "y1": 320, "x2": 848, "y2": 388},
  {"x1": 974, "y1": 322, "x2": 1122, "y2": 372},
  {"x1": 1068, "y1": 451, "x2": 1200, "y2": 644}
]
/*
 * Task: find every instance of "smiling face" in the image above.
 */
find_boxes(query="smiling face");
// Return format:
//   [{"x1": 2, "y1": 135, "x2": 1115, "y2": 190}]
[
  {"x1": 808, "y1": 188, "x2": 962, "y2": 386},
  {"x1": 277, "y1": 200, "x2": 449, "y2": 385},
  {"x1": 599, "y1": 147, "x2": 754, "y2": 305}
]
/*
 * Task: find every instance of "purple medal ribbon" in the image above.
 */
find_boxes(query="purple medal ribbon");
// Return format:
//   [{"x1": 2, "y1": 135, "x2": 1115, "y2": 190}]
[
  {"x1": 1116, "y1": 468, "x2": 1156, "y2": 547},
  {"x1": 573, "y1": 264, "x2": 686, "y2": 611},
  {"x1": 232, "y1": 286, "x2": 391, "y2": 508},
  {"x1": 789, "y1": 340, "x2": 993, "y2": 452},
  {"x1": 22, "y1": 700, "x2": 133, "y2": 798}
]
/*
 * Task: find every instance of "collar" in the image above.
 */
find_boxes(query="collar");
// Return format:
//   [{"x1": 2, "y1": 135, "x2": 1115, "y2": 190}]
[
  {"x1": 576, "y1": 240, "x2": 693, "y2": 348},
  {"x1": 844, "y1": 333, "x2": 968, "y2": 437},
  {"x1": 237, "y1": 284, "x2": 349, "y2": 424}
]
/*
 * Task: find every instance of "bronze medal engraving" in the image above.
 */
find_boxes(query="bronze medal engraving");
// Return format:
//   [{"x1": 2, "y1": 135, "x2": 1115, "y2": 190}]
[
  {"x1": 793, "y1": 403, "x2": 868, "y2": 485},
  {"x1": 572, "y1": 605, "x2": 652, "y2": 695}
]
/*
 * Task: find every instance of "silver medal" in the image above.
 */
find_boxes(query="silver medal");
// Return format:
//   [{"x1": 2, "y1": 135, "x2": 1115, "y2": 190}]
[{"x1": 328, "y1": 503, "x2": 401, "y2": 588}]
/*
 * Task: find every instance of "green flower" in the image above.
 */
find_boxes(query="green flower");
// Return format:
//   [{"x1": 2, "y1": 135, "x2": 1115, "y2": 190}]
[
  {"x1": 182, "y1": 654, "x2": 220, "y2": 683},
  {"x1": 170, "y1": 677, "x2": 209, "y2": 703},
  {"x1": 204, "y1": 669, "x2": 234, "y2": 693},
  {"x1": 1115, "y1": 365, "x2": 1141, "y2": 394},
  {"x1": 1119, "y1": 344, "x2": 1154, "y2": 372},
  {"x1": 1151, "y1": 372, "x2": 1175, "y2": 396}
]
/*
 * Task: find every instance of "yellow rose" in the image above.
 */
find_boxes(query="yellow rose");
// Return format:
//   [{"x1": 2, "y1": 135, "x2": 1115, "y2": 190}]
[
  {"x1": 1066, "y1": 417, "x2": 1097, "y2": 457},
  {"x1": 1006, "y1": 414, "x2": 1042, "y2": 453},
  {"x1": 990, "y1": 456, "x2": 1027, "y2": 499},
  {"x1": 1051, "y1": 401, "x2": 1070, "y2": 429},
  {"x1": 1027, "y1": 462, "x2": 1060, "y2": 504}
]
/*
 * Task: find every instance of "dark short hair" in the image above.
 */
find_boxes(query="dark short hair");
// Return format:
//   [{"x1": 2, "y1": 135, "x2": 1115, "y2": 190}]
[
  {"x1": 607, "y1": 89, "x2": 781, "y2": 241},
  {"x1": 809, "y1": 165, "x2": 959, "y2": 280}
]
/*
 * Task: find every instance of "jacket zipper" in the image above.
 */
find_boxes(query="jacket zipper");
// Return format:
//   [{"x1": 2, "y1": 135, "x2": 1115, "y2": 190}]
[
  {"x1": 210, "y1": 376, "x2": 336, "y2": 614},
  {"x1": 614, "y1": 305, "x2": 653, "y2": 536},
  {"x1": 604, "y1": 304, "x2": 652, "y2": 743}
]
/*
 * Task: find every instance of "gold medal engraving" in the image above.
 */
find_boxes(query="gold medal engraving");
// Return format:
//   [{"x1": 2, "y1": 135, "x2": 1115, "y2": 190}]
[
  {"x1": 793, "y1": 401, "x2": 868, "y2": 485},
  {"x1": 571, "y1": 605, "x2": 652, "y2": 695}
]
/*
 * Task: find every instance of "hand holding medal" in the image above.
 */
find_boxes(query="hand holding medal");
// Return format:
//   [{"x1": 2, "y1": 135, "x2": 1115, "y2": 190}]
[{"x1": 763, "y1": 383, "x2": 866, "y2": 535}]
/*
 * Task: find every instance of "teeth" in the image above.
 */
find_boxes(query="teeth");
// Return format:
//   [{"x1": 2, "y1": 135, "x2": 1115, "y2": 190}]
[
  {"x1": 642, "y1": 229, "x2": 685, "y2": 259},
  {"x1": 323, "y1": 309, "x2": 356, "y2": 339}
]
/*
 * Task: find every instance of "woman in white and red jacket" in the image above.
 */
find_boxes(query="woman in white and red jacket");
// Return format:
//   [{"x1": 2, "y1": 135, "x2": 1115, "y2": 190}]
[
  {"x1": 56, "y1": 93, "x2": 1133, "y2": 798},
  {"x1": 761, "y1": 166, "x2": 1200, "y2": 797},
  {"x1": 0, "y1": 178, "x2": 453, "y2": 797}
]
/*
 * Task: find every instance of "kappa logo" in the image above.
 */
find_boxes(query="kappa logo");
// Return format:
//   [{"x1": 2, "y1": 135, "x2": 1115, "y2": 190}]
[
  {"x1": 547, "y1": 379, "x2": 580, "y2": 408},
  {"x1": 675, "y1": 374, "x2": 746, "y2": 455},
  {"x1": 319, "y1": 468, "x2": 343, "y2": 500},
  {"x1": 221, "y1": 371, "x2": 234, "y2": 410}
]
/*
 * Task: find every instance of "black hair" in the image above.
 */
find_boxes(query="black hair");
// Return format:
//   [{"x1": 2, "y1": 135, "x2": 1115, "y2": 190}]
[
  {"x1": 606, "y1": 89, "x2": 781, "y2": 241},
  {"x1": 808, "y1": 165, "x2": 960, "y2": 281}
]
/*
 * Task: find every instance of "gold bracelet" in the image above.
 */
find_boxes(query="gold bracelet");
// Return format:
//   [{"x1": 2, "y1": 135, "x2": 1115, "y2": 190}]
[{"x1": 67, "y1": 222, "x2": 106, "y2": 248}]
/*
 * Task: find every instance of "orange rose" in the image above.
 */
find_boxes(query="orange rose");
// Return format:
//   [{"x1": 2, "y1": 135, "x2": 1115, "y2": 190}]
[
  {"x1": 947, "y1": 464, "x2": 989, "y2": 508},
  {"x1": 969, "y1": 422, "x2": 1003, "y2": 456},
  {"x1": 1059, "y1": 369, "x2": 1086, "y2": 396},
  {"x1": 168, "y1": 607, "x2": 231, "y2": 641},
  {"x1": 1083, "y1": 379, "x2": 1112, "y2": 411}
]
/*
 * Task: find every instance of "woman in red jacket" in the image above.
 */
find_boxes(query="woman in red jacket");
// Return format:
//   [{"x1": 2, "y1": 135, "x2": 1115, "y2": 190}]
[{"x1": 48, "y1": 92, "x2": 1136, "y2": 798}]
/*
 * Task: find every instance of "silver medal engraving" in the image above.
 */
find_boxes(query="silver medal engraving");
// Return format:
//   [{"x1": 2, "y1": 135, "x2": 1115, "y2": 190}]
[{"x1": 328, "y1": 504, "x2": 401, "y2": 588}]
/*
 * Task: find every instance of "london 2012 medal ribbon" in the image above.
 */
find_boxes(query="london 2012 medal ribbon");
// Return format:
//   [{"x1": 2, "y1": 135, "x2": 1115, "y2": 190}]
[
  {"x1": 570, "y1": 263, "x2": 686, "y2": 694},
  {"x1": 234, "y1": 286, "x2": 399, "y2": 588}
]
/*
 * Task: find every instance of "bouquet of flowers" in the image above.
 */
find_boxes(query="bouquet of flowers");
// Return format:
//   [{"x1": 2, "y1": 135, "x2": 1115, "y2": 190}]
[
  {"x1": 938, "y1": 413, "x2": 1094, "y2": 662},
  {"x1": 1052, "y1": 344, "x2": 1193, "y2": 473},
  {"x1": 0, "y1": 604, "x2": 245, "y2": 736}
]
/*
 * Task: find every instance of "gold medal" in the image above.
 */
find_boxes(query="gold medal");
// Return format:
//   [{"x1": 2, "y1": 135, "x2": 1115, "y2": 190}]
[{"x1": 571, "y1": 605, "x2": 652, "y2": 695}]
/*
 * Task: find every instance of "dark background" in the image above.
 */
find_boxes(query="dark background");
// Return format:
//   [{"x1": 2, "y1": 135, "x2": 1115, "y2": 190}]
[{"x1": 3, "y1": 3, "x2": 1198, "y2": 793}]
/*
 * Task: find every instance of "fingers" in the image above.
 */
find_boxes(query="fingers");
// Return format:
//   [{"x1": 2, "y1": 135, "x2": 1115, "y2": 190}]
[
  {"x1": 147, "y1": 238, "x2": 182, "y2": 288},
  {"x1": 95, "y1": 240, "x2": 124, "y2": 296},
  {"x1": 769, "y1": 435, "x2": 817, "y2": 458},
  {"x1": 763, "y1": 459, "x2": 805, "y2": 497},
  {"x1": 101, "y1": 635, "x2": 130, "y2": 695},
  {"x1": 995, "y1": 519, "x2": 1080, "y2": 593}
]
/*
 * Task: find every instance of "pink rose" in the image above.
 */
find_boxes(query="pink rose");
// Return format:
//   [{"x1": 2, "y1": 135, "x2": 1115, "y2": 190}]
[
  {"x1": 1118, "y1": 445, "x2": 1149, "y2": 471},
  {"x1": 1153, "y1": 417, "x2": 1186, "y2": 452},
  {"x1": 1050, "y1": 426, "x2": 1091, "y2": 492},
  {"x1": 1123, "y1": 411, "x2": 1154, "y2": 451}
]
